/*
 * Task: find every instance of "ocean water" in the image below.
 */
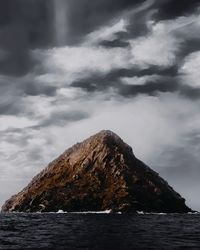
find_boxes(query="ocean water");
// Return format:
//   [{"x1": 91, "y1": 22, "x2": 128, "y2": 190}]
[{"x1": 0, "y1": 213, "x2": 200, "y2": 250}]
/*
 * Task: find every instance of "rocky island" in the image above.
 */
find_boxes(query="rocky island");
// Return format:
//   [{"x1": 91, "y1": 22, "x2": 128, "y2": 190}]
[{"x1": 2, "y1": 130, "x2": 191, "y2": 213}]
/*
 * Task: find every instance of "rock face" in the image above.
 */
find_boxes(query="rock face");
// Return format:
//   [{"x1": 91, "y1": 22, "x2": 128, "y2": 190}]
[{"x1": 2, "y1": 130, "x2": 191, "y2": 213}]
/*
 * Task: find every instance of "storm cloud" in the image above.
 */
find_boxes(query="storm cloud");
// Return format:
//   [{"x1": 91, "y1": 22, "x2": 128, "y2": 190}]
[{"x1": 1, "y1": 0, "x2": 200, "y2": 210}]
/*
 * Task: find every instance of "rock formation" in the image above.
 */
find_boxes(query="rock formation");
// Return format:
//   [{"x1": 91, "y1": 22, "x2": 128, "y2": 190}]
[{"x1": 2, "y1": 130, "x2": 191, "y2": 213}]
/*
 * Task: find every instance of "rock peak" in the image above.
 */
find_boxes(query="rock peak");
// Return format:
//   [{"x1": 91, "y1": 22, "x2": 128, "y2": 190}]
[
  {"x1": 78, "y1": 130, "x2": 133, "y2": 157},
  {"x1": 2, "y1": 131, "x2": 192, "y2": 213},
  {"x1": 93, "y1": 130, "x2": 127, "y2": 145},
  {"x1": 94, "y1": 129, "x2": 119, "y2": 138},
  {"x1": 87, "y1": 130, "x2": 123, "y2": 142}
]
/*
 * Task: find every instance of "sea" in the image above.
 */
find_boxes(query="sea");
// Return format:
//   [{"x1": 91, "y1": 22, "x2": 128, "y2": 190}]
[{"x1": 0, "y1": 212, "x2": 200, "y2": 250}]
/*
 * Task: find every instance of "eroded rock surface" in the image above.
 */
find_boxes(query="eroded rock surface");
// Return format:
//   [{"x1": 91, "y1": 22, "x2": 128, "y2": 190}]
[{"x1": 2, "y1": 130, "x2": 191, "y2": 213}]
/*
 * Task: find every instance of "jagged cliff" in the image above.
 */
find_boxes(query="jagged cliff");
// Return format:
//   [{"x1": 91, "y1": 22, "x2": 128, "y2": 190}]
[{"x1": 2, "y1": 130, "x2": 191, "y2": 213}]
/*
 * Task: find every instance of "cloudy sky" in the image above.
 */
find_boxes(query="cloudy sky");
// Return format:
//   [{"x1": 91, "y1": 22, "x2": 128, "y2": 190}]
[{"x1": 1, "y1": 0, "x2": 200, "y2": 210}]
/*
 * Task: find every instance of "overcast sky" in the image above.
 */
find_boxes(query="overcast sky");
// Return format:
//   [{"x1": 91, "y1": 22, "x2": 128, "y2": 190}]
[{"x1": 1, "y1": 0, "x2": 200, "y2": 210}]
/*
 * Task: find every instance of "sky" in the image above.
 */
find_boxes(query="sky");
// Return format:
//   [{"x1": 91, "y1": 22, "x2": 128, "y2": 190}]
[{"x1": 1, "y1": 0, "x2": 200, "y2": 210}]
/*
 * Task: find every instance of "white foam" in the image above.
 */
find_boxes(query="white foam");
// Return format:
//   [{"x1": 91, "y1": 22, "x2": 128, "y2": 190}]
[
  {"x1": 57, "y1": 210, "x2": 65, "y2": 213},
  {"x1": 137, "y1": 211, "x2": 167, "y2": 215},
  {"x1": 56, "y1": 210, "x2": 112, "y2": 214},
  {"x1": 188, "y1": 212, "x2": 199, "y2": 215},
  {"x1": 137, "y1": 211, "x2": 145, "y2": 215}
]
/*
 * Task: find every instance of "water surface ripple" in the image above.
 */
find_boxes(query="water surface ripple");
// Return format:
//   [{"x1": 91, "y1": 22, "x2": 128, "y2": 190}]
[{"x1": 0, "y1": 213, "x2": 200, "y2": 249}]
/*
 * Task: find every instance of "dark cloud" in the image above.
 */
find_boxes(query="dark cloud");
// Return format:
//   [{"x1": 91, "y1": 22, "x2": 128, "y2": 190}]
[
  {"x1": 0, "y1": 0, "x2": 145, "y2": 75},
  {"x1": 0, "y1": 0, "x2": 146, "y2": 49},
  {"x1": 119, "y1": 77, "x2": 200, "y2": 100},
  {"x1": 99, "y1": 39, "x2": 130, "y2": 48},
  {"x1": 23, "y1": 83, "x2": 57, "y2": 97},
  {"x1": 0, "y1": 102, "x2": 21, "y2": 116},
  {"x1": 119, "y1": 77, "x2": 179, "y2": 97},
  {"x1": 1, "y1": 0, "x2": 200, "y2": 211},
  {"x1": 0, "y1": 77, "x2": 58, "y2": 116},
  {"x1": 0, "y1": 0, "x2": 51, "y2": 75},
  {"x1": 155, "y1": 0, "x2": 200, "y2": 21},
  {"x1": 71, "y1": 65, "x2": 180, "y2": 94},
  {"x1": 0, "y1": 0, "x2": 51, "y2": 47},
  {"x1": 72, "y1": 75, "x2": 176, "y2": 97},
  {"x1": 26, "y1": 147, "x2": 45, "y2": 163},
  {"x1": 1, "y1": 0, "x2": 199, "y2": 76},
  {"x1": 66, "y1": 0, "x2": 145, "y2": 44},
  {"x1": 71, "y1": 64, "x2": 200, "y2": 100},
  {"x1": 158, "y1": 132, "x2": 200, "y2": 184},
  {"x1": 71, "y1": 65, "x2": 178, "y2": 88},
  {"x1": 178, "y1": 39, "x2": 200, "y2": 59},
  {"x1": 179, "y1": 85, "x2": 200, "y2": 100},
  {"x1": 34, "y1": 110, "x2": 89, "y2": 129},
  {"x1": 97, "y1": 6, "x2": 154, "y2": 48}
]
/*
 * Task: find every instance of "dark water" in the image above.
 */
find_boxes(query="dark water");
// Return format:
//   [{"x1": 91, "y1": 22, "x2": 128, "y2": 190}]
[{"x1": 0, "y1": 213, "x2": 200, "y2": 250}]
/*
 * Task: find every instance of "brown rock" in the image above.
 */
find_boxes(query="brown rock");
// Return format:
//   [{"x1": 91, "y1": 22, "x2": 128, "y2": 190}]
[{"x1": 1, "y1": 130, "x2": 191, "y2": 213}]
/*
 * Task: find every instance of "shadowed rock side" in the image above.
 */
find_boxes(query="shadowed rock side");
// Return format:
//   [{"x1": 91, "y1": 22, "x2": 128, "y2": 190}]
[{"x1": 2, "y1": 130, "x2": 191, "y2": 213}]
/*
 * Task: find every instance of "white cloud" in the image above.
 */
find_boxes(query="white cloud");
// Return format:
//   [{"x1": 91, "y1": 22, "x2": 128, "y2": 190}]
[
  {"x1": 179, "y1": 51, "x2": 200, "y2": 87},
  {"x1": 0, "y1": 116, "x2": 37, "y2": 131},
  {"x1": 129, "y1": 22, "x2": 182, "y2": 68},
  {"x1": 34, "y1": 45, "x2": 131, "y2": 86},
  {"x1": 86, "y1": 19, "x2": 127, "y2": 44},
  {"x1": 57, "y1": 87, "x2": 87, "y2": 100},
  {"x1": 158, "y1": 14, "x2": 200, "y2": 40},
  {"x1": 0, "y1": 91, "x2": 196, "y2": 180},
  {"x1": 23, "y1": 95, "x2": 56, "y2": 119},
  {"x1": 33, "y1": 13, "x2": 200, "y2": 90},
  {"x1": 128, "y1": 13, "x2": 200, "y2": 68}
]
